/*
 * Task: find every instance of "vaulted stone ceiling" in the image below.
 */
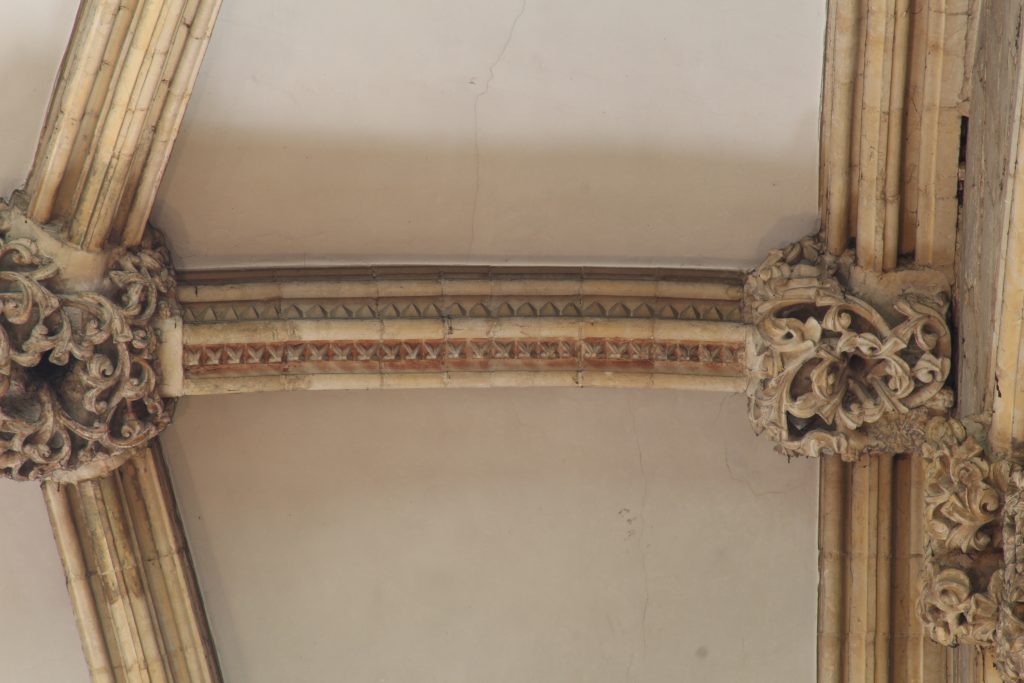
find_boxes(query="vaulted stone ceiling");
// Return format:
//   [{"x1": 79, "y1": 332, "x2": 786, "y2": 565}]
[
  {"x1": 0, "y1": 2, "x2": 828, "y2": 681},
  {"x1": 0, "y1": 2, "x2": 77, "y2": 199}
]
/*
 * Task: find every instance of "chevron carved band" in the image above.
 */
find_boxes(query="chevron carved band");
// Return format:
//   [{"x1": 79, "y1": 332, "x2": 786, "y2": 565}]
[
  {"x1": 183, "y1": 337, "x2": 745, "y2": 376},
  {"x1": 176, "y1": 268, "x2": 750, "y2": 394}
]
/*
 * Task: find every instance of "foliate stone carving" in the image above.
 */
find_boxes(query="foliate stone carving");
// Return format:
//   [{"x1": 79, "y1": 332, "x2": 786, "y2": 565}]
[
  {"x1": 745, "y1": 237, "x2": 952, "y2": 460},
  {"x1": 919, "y1": 564, "x2": 1001, "y2": 647},
  {"x1": 923, "y1": 418, "x2": 1009, "y2": 555},
  {"x1": 918, "y1": 417, "x2": 1006, "y2": 648},
  {"x1": 916, "y1": 416, "x2": 1024, "y2": 681},
  {"x1": 0, "y1": 224, "x2": 176, "y2": 482},
  {"x1": 998, "y1": 472, "x2": 1024, "y2": 681}
]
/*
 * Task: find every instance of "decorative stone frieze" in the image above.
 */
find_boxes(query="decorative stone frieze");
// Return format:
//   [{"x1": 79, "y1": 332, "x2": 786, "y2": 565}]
[
  {"x1": 745, "y1": 237, "x2": 953, "y2": 460},
  {"x1": 175, "y1": 269, "x2": 749, "y2": 395},
  {"x1": 182, "y1": 296, "x2": 743, "y2": 324},
  {"x1": 0, "y1": 208, "x2": 176, "y2": 482},
  {"x1": 182, "y1": 337, "x2": 745, "y2": 375}
]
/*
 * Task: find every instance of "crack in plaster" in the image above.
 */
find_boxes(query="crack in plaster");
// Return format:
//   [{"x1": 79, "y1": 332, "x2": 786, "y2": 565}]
[
  {"x1": 469, "y1": 0, "x2": 527, "y2": 256},
  {"x1": 627, "y1": 400, "x2": 649, "y2": 678},
  {"x1": 716, "y1": 394, "x2": 792, "y2": 497}
]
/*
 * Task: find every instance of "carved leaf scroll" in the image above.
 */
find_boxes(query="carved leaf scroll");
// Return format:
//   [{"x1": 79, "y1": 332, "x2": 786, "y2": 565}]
[
  {"x1": 0, "y1": 225, "x2": 175, "y2": 482},
  {"x1": 745, "y1": 238, "x2": 952, "y2": 460},
  {"x1": 923, "y1": 418, "x2": 1009, "y2": 554},
  {"x1": 919, "y1": 417, "x2": 1006, "y2": 649},
  {"x1": 916, "y1": 417, "x2": 1024, "y2": 682},
  {"x1": 997, "y1": 472, "x2": 1024, "y2": 681}
]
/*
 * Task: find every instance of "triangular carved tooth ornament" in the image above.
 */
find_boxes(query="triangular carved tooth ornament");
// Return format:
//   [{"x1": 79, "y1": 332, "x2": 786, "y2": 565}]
[
  {"x1": 744, "y1": 237, "x2": 953, "y2": 461},
  {"x1": 0, "y1": 206, "x2": 177, "y2": 482}
]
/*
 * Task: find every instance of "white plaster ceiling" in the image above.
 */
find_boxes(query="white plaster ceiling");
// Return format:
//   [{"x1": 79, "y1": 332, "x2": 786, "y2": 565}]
[
  {"x1": 0, "y1": 3, "x2": 825, "y2": 270},
  {"x1": 0, "y1": 1, "x2": 77, "y2": 200},
  {"x1": 151, "y1": 1, "x2": 826, "y2": 270},
  {"x1": 0, "y1": 481, "x2": 90, "y2": 681},
  {"x1": 163, "y1": 389, "x2": 818, "y2": 683}
]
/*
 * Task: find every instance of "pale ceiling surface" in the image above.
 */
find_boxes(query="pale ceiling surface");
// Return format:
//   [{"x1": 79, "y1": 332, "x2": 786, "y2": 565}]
[
  {"x1": 163, "y1": 389, "x2": 818, "y2": 683},
  {"x1": 0, "y1": 481, "x2": 89, "y2": 682},
  {"x1": 152, "y1": 0, "x2": 825, "y2": 270},
  {"x1": 0, "y1": 1, "x2": 76, "y2": 201},
  {"x1": 0, "y1": 8, "x2": 90, "y2": 676}
]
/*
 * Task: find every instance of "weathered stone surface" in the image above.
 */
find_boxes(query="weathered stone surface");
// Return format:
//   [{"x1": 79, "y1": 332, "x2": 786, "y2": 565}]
[
  {"x1": 745, "y1": 237, "x2": 952, "y2": 461},
  {"x1": 0, "y1": 206, "x2": 175, "y2": 482}
]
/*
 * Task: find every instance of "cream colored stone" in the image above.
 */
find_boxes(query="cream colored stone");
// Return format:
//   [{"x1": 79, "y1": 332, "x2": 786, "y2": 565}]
[
  {"x1": 26, "y1": 0, "x2": 223, "y2": 251},
  {"x1": 43, "y1": 447, "x2": 220, "y2": 682},
  {"x1": 375, "y1": 278, "x2": 443, "y2": 299},
  {"x1": 820, "y1": 0, "x2": 975, "y2": 271},
  {"x1": 174, "y1": 271, "x2": 750, "y2": 397},
  {"x1": 179, "y1": 280, "x2": 379, "y2": 303},
  {"x1": 446, "y1": 318, "x2": 496, "y2": 340},
  {"x1": 380, "y1": 318, "x2": 446, "y2": 341},
  {"x1": 184, "y1": 374, "x2": 384, "y2": 395},
  {"x1": 483, "y1": 319, "x2": 581, "y2": 340},
  {"x1": 654, "y1": 279, "x2": 744, "y2": 301},
  {"x1": 579, "y1": 278, "x2": 658, "y2": 298},
  {"x1": 380, "y1": 373, "x2": 447, "y2": 390},
  {"x1": 989, "y1": 112, "x2": 1024, "y2": 450},
  {"x1": 158, "y1": 315, "x2": 185, "y2": 398},
  {"x1": 474, "y1": 371, "x2": 579, "y2": 389},
  {"x1": 439, "y1": 277, "x2": 496, "y2": 297},
  {"x1": 652, "y1": 320, "x2": 747, "y2": 343},
  {"x1": 0, "y1": 205, "x2": 109, "y2": 290},
  {"x1": 579, "y1": 319, "x2": 655, "y2": 340},
  {"x1": 184, "y1": 319, "x2": 383, "y2": 345},
  {"x1": 490, "y1": 278, "x2": 581, "y2": 297},
  {"x1": 649, "y1": 374, "x2": 747, "y2": 392},
  {"x1": 442, "y1": 370, "x2": 581, "y2": 387},
  {"x1": 579, "y1": 372, "x2": 653, "y2": 389}
]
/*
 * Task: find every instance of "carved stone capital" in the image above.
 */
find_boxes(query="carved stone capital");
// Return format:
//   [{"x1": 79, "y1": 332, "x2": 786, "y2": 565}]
[
  {"x1": 0, "y1": 206, "x2": 176, "y2": 482},
  {"x1": 745, "y1": 237, "x2": 953, "y2": 460}
]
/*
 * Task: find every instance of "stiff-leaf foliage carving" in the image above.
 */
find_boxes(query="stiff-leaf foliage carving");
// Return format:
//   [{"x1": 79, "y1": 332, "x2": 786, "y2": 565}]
[
  {"x1": 919, "y1": 418, "x2": 1006, "y2": 649},
  {"x1": 916, "y1": 416, "x2": 1024, "y2": 682},
  {"x1": 998, "y1": 472, "x2": 1024, "y2": 681},
  {"x1": 0, "y1": 228, "x2": 174, "y2": 481},
  {"x1": 746, "y1": 238, "x2": 952, "y2": 460},
  {"x1": 924, "y1": 418, "x2": 1009, "y2": 554},
  {"x1": 919, "y1": 563, "x2": 1001, "y2": 647}
]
